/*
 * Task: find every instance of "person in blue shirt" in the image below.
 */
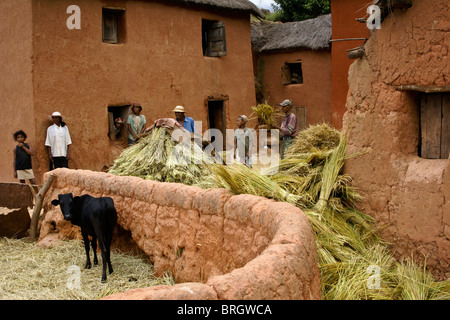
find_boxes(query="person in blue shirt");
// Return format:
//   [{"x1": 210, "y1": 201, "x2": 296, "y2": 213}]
[{"x1": 173, "y1": 105, "x2": 196, "y2": 133}]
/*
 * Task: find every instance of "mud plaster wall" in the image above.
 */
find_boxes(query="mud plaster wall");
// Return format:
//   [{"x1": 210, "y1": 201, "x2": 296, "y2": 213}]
[
  {"x1": 330, "y1": 0, "x2": 370, "y2": 129},
  {"x1": 255, "y1": 49, "x2": 332, "y2": 126},
  {"x1": 39, "y1": 169, "x2": 321, "y2": 300},
  {"x1": 0, "y1": 0, "x2": 257, "y2": 184},
  {"x1": 343, "y1": 0, "x2": 450, "y2": 279},
  {"x1": 0, "y1": 0, "x2": 35, "y2": 185}
]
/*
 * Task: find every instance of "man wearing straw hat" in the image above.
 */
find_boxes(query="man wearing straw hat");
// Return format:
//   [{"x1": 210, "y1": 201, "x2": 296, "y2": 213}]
[
  {"x1": 45, "y1": 111, "x2": 72, "y2": 170},
  {"x1": 274, "y1": 99, "x2": 297, "y2": 159},
  {"x1": 173, "y1": 105, "x2": 196, "y2": 133}
]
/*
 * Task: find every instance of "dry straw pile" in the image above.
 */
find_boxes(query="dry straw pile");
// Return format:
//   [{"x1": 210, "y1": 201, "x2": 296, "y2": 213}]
[
  {"x1": 211, "y1": 123, "x2": 449, "y2": 300},
  {"x1": 0, "y1": 238, "x2": 174, "y2": 300},
  {"x1": 109, "y1": 127, "x2": 215, "y2": 187}
]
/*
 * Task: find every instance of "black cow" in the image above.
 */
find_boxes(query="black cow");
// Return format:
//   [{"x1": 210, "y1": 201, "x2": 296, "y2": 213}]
[{"x1": 51, "y1": 193, "x2": 117, "y2": 282}]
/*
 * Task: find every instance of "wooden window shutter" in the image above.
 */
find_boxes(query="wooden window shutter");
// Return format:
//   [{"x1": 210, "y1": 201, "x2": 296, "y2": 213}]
[
  {"x1": 207, "y1": 22, "x2": 227, "y2": 57},
  {"x1": 281, "y1": 64, "x2": 291, "y2": 85},
  {"x1": 442, "y1": 94, "x2": 450, "y2": 158},
  {"x1": 103, "y1": 10, "x2": 118, "y2": 43},
  {"x1": 420, "y1": 93, "x2": 450, "y2": 159},
  {"x1": 292, "y1": 106, "x2": 306, "y2": 131}
]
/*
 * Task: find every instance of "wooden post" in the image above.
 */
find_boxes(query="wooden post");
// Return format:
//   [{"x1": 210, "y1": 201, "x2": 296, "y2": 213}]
[{"x1": 29, "y1": 173, "x2": 55, "y2": 240}]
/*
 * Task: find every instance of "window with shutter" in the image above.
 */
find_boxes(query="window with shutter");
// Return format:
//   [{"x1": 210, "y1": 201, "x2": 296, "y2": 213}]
[
  {"x1": 420, "y1": 93, "x2": 450, "y2": 159},
  {"x1": 202, "y1": 20, "x2": 227, "y2": 57},
  {"x1": 281, "y1": 62, "x2": 303, "y2": 85},
  {"x1": 102, "y1": 8, "x2": 126, "y2": 44}
]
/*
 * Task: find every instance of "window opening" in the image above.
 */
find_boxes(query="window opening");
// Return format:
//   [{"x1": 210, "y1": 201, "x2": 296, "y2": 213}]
[
  {"x1": 102, "y1": 8, "x2": 126, "y2": 44},
  {"x1": 108, "y1": 105, "x2": 130, "y2": 141},
  {"x1": 419, "y1": 93, "x2": 449, "y2": 159},
  {"x1": 282, "y1": 62, "x2": 303, "y2": 85},
  {"x1": 202, "y1": 19, "x2": 227, "y2": 57}
]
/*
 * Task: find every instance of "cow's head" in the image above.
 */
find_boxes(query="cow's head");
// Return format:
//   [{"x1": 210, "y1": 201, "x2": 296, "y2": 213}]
[{"x1": 51, "y1": 193, "x2": 74, "y2": 221}]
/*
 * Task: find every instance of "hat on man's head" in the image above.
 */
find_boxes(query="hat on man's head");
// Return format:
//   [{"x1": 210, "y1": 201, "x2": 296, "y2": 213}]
[
  {"x1": 52, "y1": 111, "x2": 62, "y2": 117},
  {"x1": 173, "y1": 105, "x2": 185, "y2": 113},
  {"x1": 279, "y1": 99, "x2": 293, "y2": 107},
  {"x1": 239, "y1": 115, "x2": 248, "y2": 123}
]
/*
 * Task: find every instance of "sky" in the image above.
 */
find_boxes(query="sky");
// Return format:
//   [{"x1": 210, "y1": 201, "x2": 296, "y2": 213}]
[{"x1": 248, "y1": 0, "x2": 277, "y2": 11}]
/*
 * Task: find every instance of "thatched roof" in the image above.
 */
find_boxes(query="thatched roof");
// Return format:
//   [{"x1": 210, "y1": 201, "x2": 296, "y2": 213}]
[
  {"x1": 164, "y1": 0, "x2": 265, "y2": 18},
  {"x1": 251, "y1": 14, "x2": 332, "y2": 53}
]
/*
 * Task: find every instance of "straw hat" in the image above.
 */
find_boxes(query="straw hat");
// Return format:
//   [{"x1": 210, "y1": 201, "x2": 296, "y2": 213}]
[
  {"x1": 279, "y1": 99, "x2": 293, "y2": 107},
  {"x1": 239, "y1": 115, "x2": 248, "y2": 123},
  {"x1": 173, "y1": 105, "x2": 185, "y2": 113}
]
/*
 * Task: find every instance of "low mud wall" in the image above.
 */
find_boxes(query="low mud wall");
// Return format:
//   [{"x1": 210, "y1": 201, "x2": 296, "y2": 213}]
[{"x1": 39, "y1": 168, "x2": 321, "y2": 300}]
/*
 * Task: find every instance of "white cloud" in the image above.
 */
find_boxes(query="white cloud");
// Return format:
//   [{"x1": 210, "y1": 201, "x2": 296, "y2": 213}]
[{"x1": 248, "y1": 0, "x2": 276, "y2": 11}]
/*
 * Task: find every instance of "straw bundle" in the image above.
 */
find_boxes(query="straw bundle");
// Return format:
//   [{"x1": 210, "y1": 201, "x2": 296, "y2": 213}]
[
  {"x1": 209, "y1": 122, "x2": 449, "y2": 300},
  {"x1": 109, "y1": 127, "x2": 214, "y2": 187},
  {"x1": 250, "y1": 103, "x2": 281, "y2": 129},
  {"x1": 210, "y1": 164, "x2": 302, "y2": 205},
  {"x1": 0, "y1": 238, "x2": 174, "y2": 300}
]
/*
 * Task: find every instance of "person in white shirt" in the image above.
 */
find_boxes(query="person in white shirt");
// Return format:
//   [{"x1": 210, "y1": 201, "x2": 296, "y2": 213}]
[{"x1": 45, "y1": 111, "x2": 72, "y2": 170}]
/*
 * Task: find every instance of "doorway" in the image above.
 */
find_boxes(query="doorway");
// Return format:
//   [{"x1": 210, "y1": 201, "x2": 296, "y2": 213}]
[{"x1": 207, "y1": 100, "x2": 226, "y2": 152}]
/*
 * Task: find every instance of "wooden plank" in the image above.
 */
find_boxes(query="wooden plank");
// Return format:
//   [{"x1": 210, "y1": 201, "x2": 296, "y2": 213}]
[
  {"x1": 281, "y1": 65, "x2": 291, "y2": 85},
  {"x1": 441, "y1": 94, "x2": 450, "y2": 159},
  {"x1": 421, "y1": 94, "x2": 442, "y2": 159},
  {"x1": 293, "y1": 106, "x2": 306, "y2": 131}
]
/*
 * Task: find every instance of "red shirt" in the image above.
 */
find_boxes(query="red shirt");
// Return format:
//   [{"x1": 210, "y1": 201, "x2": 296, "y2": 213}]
[{"x1": 280, "y1": 113, "x2": 298, "y2": 138}]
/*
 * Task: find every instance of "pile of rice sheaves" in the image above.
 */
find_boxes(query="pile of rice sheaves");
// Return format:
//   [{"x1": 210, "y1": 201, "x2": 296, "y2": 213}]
[
  {"x1": 211, "y1": 123, "x2": 450, "y2": 300},
  {"x1": 0, "y1": 238, "x2": 174, "y2": 300},
  {"x1": 109, "y1": 127, "x2": 214, "y2": 187}
]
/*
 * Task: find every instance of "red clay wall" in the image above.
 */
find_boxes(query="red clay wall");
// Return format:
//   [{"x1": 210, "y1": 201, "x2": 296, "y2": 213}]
[
  {"x1": 0, "y1": 0, "x2": 35, "y2": 183},
  {"x1": 1, "y1": 0, "x2": 257, "y2": 184},
  {"x1": 256, "y1": 49, "x2": 332, "y2": 126},
  {"x1": 343, "y1": 0, "x2": 449, "y2": 279},
  {"x1": 39, "y1": 169, "x2": 321, "y2": 300},
  {"x1": 330, "y1": 0, "x2": 370, "y2": 129}
]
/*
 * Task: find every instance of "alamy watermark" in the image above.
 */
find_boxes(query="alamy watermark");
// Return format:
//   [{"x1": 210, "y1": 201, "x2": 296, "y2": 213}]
[
  {"x1": 66, "y1": 265, "x2": 81, "y2": 290},
  {"x1": 366, "y1": 265, "x2": 381, "y2": 290},
  {"x1": 366, "y1": 5, "x2": 382, "y2": 30}
]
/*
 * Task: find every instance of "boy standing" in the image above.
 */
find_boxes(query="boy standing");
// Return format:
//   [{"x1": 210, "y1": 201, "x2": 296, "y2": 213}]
[
  {"x1": 13, "y1": 130, "x2": 36, "y2": 184},
  {"x1": 127, "y1": 103, "x2": 146, "y2": 146}
]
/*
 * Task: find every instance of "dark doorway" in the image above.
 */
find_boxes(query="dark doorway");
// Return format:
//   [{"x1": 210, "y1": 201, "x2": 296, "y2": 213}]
[
  {"x1": 108, "y1": 105, "x2": 130, "y2": 141},
  {"x1": 207, "y1": 100, "x2": 226, "y2": 152}
]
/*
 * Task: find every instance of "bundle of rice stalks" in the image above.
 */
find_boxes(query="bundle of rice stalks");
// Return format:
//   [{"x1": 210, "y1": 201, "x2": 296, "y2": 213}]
[
  {"x1": 315, "y1": 133, "x2": 349, "y2": 212},
  {"x1": 210, "y1": 164, "x2": 303, "y2": 206},
  {"x1": 250, "y1": 103, "x2": 281, "y2": 129},
  {"x1": 207, "y1": 122, "x2": 449, "y2": 300},
  {"x1": 0, "y1": 238, "x2": 174, "y2": 300},
  {"x1": 285, "y1": 122, "x2": 341, "y2": 156},
  {"x1": 319, "y1": 244, "x2": 398, "y2": 300},
  {"x1": 393, "y1": 259, "x2": 450, "y2": 300},
  {"x1": 109, "y1": 127, "x2": 214, "y2": 187},
  {"x1": 272, "y1": 124, "x2": 362, "y2": 211}
]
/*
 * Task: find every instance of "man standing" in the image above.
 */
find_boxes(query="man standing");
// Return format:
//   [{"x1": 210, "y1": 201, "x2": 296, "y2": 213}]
[
  {"x1": 45, "y1": 111, "x2": 72, "y2": 170},
  {"x1": 234, "y1": 115, "x2": 253, "y2": 167},
  {"x1": 274, "y1": 99, "x2": 297, "y2": 159},
  {"x1": 173, "y1": 105, "x2": 196, "y2": 133}
]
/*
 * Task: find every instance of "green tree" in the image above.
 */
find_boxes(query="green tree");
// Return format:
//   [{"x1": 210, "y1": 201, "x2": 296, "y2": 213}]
[{"x1": 271, "y1": 0, "x2": 330, "y2": 22}]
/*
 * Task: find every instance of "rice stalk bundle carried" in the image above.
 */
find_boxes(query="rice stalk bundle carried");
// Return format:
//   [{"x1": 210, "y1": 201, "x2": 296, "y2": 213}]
[
  {"x1": 250, "y1": 103, "x2": 281, "y2": 129},
  {"x1": 109, "y1": 127, "x2": 214, "y2": 187}
]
